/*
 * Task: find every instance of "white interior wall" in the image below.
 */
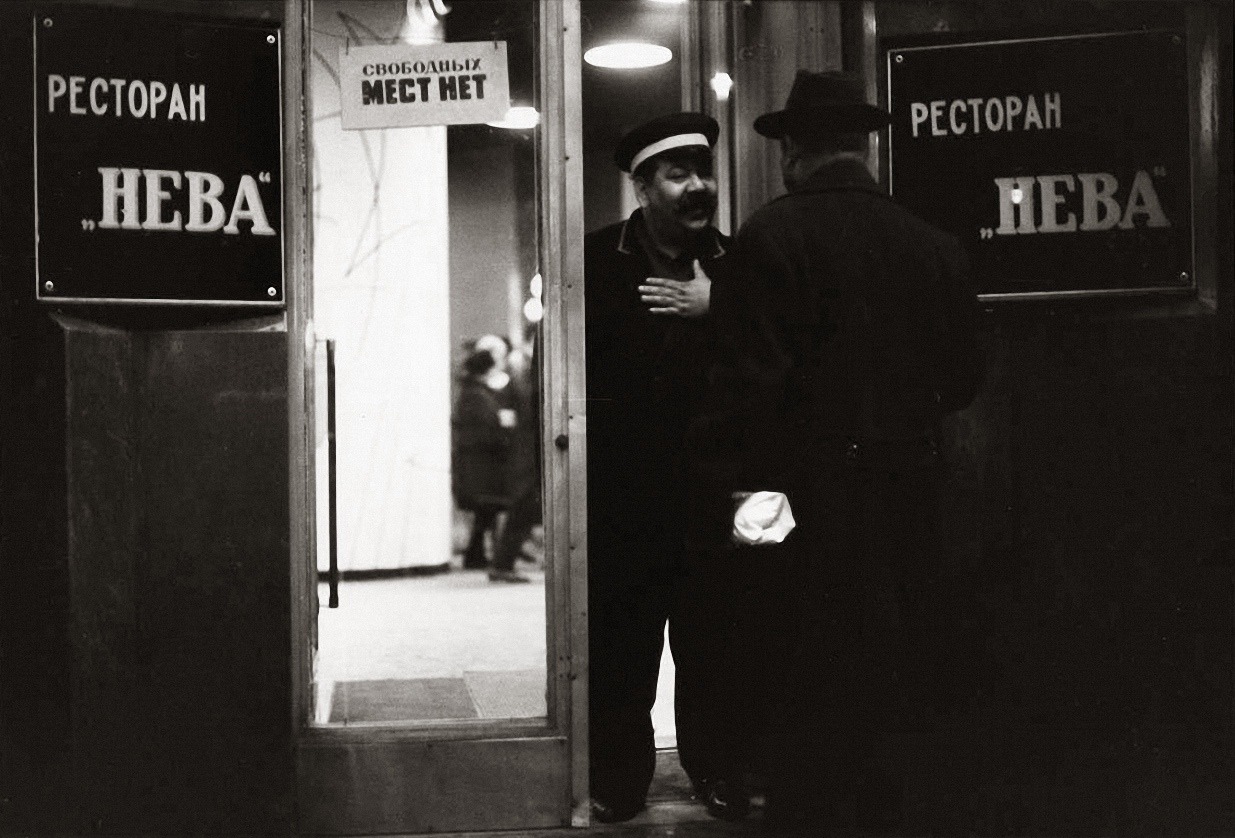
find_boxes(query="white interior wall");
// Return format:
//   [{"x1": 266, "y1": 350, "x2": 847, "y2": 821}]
[{"x1": 313, "y1": 0, "x2": 452, "y2": 571}]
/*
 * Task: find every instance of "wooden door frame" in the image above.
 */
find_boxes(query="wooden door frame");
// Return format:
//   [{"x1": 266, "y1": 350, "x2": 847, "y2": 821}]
[{"x1": 285, "y1": 0, "x2": 589, "y2": 832}]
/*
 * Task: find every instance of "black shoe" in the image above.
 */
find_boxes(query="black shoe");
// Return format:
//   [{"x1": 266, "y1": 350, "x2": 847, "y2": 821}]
[
  {"x1": 590, "y1": 797, "x2": 645, "y2": 824},
  {"x1": 700, "y1": 778, "x2": 750, "y2": 822}
]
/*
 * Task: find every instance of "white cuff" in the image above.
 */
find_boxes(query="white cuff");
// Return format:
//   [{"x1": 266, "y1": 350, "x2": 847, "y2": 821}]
[{"x1": 732, "y1": 491, "x2": 795, "y2": 546}]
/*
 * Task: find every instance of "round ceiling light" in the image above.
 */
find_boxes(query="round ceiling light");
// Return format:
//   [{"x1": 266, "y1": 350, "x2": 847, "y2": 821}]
[
  {"x1": 486, "y1": 106, "x2": 540, "y2": 130},
  {"x1": 584, "y1": 42, "x2": 672, "y2": 70}
]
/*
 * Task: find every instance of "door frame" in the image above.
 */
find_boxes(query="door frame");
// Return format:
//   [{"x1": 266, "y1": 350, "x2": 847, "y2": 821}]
[{"x1": 285, "y1": 0, "x2": 589, "y2": 832}]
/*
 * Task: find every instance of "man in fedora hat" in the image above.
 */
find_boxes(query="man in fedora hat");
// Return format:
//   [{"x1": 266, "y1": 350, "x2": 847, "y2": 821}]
[
  {"x1": 702, "y1": 70, "x2": 984, "y2": 834},
  {"x1": 584, "y1": 111, "x2": 750, "y2": 824}
]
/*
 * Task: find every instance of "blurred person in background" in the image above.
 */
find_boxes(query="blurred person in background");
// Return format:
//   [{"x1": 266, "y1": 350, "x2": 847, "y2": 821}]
[
  {"x1": 490, "y1": 326, "x2": 542, "y2": 581},
  {"x1": 451, "y1": 334, "x2": 529, "y2": 582}
]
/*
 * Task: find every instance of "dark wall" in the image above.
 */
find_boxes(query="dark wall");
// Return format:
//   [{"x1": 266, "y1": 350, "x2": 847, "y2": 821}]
[
  {"x1": 52, "y1": 320, "x2": 294, "y2": 834},
  {"x1": 0, "y1": 2, "x2": 294, "y2": 834},
  {"x1": 1, "y1": 7, "x2": 71, "y2": 831},
  {"x1": 876, "y1": 2, "x2": 1234, "y2": 834},
  {"x1": 927, "y1": 302, "x2": 1233, "y2": 834}
]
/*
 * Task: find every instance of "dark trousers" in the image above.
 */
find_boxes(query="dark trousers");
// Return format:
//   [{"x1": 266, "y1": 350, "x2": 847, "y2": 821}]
[
  {"x1": 493, "y1": 481, "x2": 539, "y2": 572},
  {"x1": 671, "y1": 543, "x2": 769, "y2": 787},
  {"x1": 587, "y1": 537, "x2": 678, "y2": 807},
  {"x1": 463, "y1": 504, "x2": 502, "y2": 568},
  {"x1": 764, "y1": 460, "x2": 945, "y2": 832},
  {"x1": 589, "y1": 532, "x2": 763, "y2": 807}
]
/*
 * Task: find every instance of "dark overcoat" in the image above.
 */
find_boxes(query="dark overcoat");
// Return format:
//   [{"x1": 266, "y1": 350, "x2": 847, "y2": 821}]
[
  {"x1": 451, "y1": 377, "x2": 518, "y2": 511},
  {"x1": 735, "y1": 156, "x2": 982, "y2": 475},
  {"x1": 722, "y1": 156, "x2": 984, "y2": 828}
]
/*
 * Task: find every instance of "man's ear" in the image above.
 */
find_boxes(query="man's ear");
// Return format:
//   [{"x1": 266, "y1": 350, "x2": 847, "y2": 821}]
[{"x1": 630, "y1": 174, "x2": 650, "y2": 208}]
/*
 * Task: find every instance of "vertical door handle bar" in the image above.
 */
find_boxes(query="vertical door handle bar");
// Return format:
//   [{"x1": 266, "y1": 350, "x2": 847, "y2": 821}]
[{"x1": 326, "y1": 339, "x2": 340, "y2": 608}]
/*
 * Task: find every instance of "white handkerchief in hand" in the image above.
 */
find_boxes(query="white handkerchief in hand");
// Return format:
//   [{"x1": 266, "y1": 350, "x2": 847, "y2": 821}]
[{"x1": 732, "y1": 491, "x2": 796, "y2": 546}]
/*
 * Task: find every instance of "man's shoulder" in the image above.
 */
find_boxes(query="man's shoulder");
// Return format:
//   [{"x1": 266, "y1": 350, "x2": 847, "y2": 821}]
[
  {"x1": 737, "y1": 194, "x2": 807, "y2": 238},
  {"x1": 584, "y1": 220, "x2": 626, "y2": 251},
  {"x1": 742, "y1": 188, "x2": 957, "y2": 244},
  {"x1": 583, "y1": 220, "x2": 637, "y2": 301},
  {"x1": 879, "y1": 198, "x2": 965, "y2": 253}
]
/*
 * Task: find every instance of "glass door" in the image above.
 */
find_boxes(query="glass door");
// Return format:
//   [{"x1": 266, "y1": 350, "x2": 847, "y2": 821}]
[{"x1": 292, "y1": 0, "x2": 586, "y2": 832}]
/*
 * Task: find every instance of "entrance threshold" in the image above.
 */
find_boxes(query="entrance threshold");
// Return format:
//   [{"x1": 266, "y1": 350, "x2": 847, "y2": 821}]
[{"x1": 441, "y1": 750, "x2": 767, "y2": 837}]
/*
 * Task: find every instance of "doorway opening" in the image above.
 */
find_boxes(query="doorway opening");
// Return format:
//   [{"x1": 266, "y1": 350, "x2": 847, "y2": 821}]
[{"x1": 308, "y1": 0, "x2": 548, "y2": 728}]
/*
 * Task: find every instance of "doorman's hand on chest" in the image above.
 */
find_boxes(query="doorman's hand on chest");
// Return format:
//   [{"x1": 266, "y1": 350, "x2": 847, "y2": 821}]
[{"x1": 639, "y1": 259, "x2": 712, "y2": 318}]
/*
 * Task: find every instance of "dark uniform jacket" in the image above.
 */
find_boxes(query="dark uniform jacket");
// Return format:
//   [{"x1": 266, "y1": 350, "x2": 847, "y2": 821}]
[{"x1": 584, "y1": 209, "x2": 735, "y2": 557}]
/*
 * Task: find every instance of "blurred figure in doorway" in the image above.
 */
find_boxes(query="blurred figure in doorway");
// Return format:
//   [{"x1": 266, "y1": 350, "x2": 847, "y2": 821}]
[
  {"x1": 491, "y1": 325, "x2": 542, "y2": 581},
  {"x1": 451, "y1": 334, "x2": 529, "y2": 582}
]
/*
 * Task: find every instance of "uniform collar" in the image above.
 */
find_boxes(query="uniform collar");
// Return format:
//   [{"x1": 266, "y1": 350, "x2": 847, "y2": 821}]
[{"x1": 616, "y1": 208, "x2": 726, "y2": 260}]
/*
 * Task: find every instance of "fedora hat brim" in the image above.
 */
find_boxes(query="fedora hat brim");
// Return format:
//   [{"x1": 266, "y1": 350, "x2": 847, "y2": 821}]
[{"x1": 754, "y1": 102, "x2": 891, "y2": 139}]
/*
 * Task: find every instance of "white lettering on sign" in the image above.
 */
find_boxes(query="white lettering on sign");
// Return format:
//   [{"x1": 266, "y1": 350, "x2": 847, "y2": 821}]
[
  {"x1": 47, "y1": 74, "x2": 206, "y2": 121},
  {"x1": 991, "y1": 169, "x2": 1170, "y2": 236},
  {"x1": 910, "y1": 92, "x2": 1061, "y2": 138},
  {"x1": 97, "y1": 167, "x2": 274, "y2": 235}
]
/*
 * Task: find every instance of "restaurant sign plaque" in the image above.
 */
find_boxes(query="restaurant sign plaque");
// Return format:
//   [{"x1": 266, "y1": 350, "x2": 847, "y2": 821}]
[
  {"x1": 34, "y1": 7, "x2": 284, "y2": 305},
  {"x1": 887, "y1": 30, "x2": 1191, "y2": 299}
]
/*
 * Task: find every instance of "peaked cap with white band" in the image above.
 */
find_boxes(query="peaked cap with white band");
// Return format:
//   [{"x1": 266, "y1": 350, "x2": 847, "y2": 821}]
[{"x1": 614, "y1": 112, "x2": 719, "y2": 174}]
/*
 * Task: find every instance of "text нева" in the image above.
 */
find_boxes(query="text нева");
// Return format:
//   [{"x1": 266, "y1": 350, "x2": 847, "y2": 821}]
[
  {"x1": 96, "y1": 168, "x2": 275, "y2": 235},
  {"x1": 989, "y1": 170, "x2": 1169, "y2": 237}
]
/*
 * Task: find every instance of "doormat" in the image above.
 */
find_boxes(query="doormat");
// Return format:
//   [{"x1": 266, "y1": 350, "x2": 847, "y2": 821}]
[
  {"x1": 329, "y1": 678, "x2": 478, "y2": 723},
  {"x1": 464, "y1": 669, "x2": 546, "y2": 719}
]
